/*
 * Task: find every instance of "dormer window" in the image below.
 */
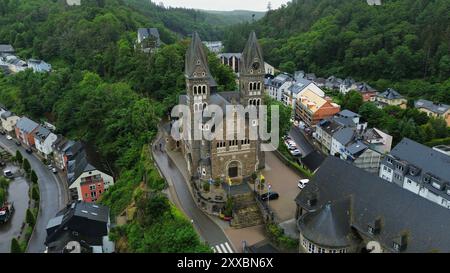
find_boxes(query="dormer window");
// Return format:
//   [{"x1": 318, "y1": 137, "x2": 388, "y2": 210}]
[
  {"x1": 446, "y1": 189, "x2": 450, "y2": 196},
  {"x1": 393, "y1": 242, "x2": 401, "y2": 252},
  {"x1": 432, "y1": 181, "x2": 441, "y2": 190},
  {"x1": 423, "y1": 176, "x2": 430, "y2": 183},
  {"x1": 387, "y1": 157, "x2": 393, "y2": 164},
  {"x1": 196, "y1": 59, "x2": 201, "y2": 65}
]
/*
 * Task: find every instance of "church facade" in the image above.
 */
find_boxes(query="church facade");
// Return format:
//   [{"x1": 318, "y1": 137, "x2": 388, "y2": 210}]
[{"x1": 177, "y1": 32, "x2": 266, "y2": 185}]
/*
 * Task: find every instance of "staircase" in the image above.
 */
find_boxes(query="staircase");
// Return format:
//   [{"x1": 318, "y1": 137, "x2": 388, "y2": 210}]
[{"x1": 230, "y1": 192, "x2": 264, "y2": 229}]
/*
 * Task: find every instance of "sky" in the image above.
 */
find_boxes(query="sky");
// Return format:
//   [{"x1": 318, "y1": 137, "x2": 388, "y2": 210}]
[{"x1": 153, "y1": 0, "x2": 291, "y2": 12}]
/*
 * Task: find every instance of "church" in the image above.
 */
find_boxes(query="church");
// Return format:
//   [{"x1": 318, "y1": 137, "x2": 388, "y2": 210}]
[{"x1": 177, "y1": 31, "x2": 266, "y2": 185}]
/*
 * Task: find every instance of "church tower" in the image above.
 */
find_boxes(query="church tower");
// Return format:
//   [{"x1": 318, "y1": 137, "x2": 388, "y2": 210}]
[
  {"x1": 184, "y1": 32, "x2": 216, "y2": 179},
  {"x1": 239, "y1": 31, "x2": 265, "y2": 107}
]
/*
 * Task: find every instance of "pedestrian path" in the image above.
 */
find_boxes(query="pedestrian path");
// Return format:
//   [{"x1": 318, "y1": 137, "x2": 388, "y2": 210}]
[{"x1": 211, "y1": 242, "x2": 234, "y2": 253}]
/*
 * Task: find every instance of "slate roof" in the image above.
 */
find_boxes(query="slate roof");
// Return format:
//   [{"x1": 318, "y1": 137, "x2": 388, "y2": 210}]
[
  {"x1": 337, "y1": 109, "x2": 359, "y2": 119},
  {"x1": 296, "y1": 156, "x2": 450, "y2": 252},
  {"x1": 0, "y1": 44, "x2": 14, "y2": 53},
  {"x1": 137, "y1": 28, "x2": 160, "y2": 46},
  {"x1": 389, "y1": 138, "x2": 450, "y2": 183},
  {"x1": 378, "y1": 88, "x2": 403, "y2": 100},
  {"x1": 185, "y1": 32, "x2": 217, "y2": 86},
  {"x1": 240, "y1": 32, "x2": 264, "y2": 75},
  {"x1": 298, "y1": 198, "x2": 353, "y2": 248},
  {"x1": 45, "y1": 201, "x2": 109, "y2": 251},
  {"x1": 287, "y1": 79, "x2": 312, "y2": 95},
  {"x1": 346, "y1": 141, "x2": 368, "y2": 156},
  {"x1": 16, "y1": 117, "x2": 39, "y2": 133},
  {"x1": 357, "y1": 82, "x2": 377, "y2": 93},
  {"x1": 0, "y1": 111, "x2": 14, "y2": 119},
  {"x1": 299, "y1": 150, "x2": 325, "y2": 172},
  {"x1": 34, "y1": 125, "x2": 51, "y2": 142},
  {"x1": 332, "y1": 127, "x2": 355, "y2": 146},
  {"x1": 415, "y1": 99, "x2": 450, "y2": 115}
]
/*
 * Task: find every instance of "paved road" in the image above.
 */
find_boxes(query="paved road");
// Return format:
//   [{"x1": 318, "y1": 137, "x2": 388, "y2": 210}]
[
  {"x1": 152, "y1": 138, "x2": 231, "y2": 248},
  {"x1": 0, "y1": 135, "x2": 68, "y2": 253},
  {"x1": 289, "y1": 126, "x2": 314, "y2": 157}
]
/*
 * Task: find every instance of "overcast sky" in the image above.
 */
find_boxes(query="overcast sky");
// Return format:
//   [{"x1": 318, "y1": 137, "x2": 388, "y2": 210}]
[{"x1": 153, "y1": 0, "x2": 291, "y2": 11}]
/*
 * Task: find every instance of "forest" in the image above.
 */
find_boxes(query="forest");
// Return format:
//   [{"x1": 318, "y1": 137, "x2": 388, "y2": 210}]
[
  {"x1": 0, "y1": 0, "x2": 235, "y2": 252},
  {"x1": 223, "y1": 0, "x2": 450, "y2": 104}
]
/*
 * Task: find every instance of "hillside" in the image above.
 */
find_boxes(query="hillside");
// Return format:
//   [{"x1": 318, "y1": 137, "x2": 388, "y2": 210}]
[
  {"x1": 223, "y1": 0, "x2": 450, "y2": 103},
  {"x1": 201, "y1": 9, "x2": 266, "y2": 25}
]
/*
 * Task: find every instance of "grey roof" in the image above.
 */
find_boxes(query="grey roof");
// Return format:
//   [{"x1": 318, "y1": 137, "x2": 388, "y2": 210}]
[
  {"x1": 137, "y1": 28, "x2": 160, "y2": 46},
  {"x1": 346, "y1": 141, "x2": 368, "y2": 156},
  {"x1": 296, "y1": 156, "x2": 450, "y2": 252},
  {"x1": 357, "y1": 82, "x2": 376, "y2": 93},
  {"x1": 389, "y1": 138, "x2": 450, "y2": 182},
  {"x1": 341, "y1": 77, "x2": 355, "y2": 87},
  {"x1": 16, "y1": 117, "x2": 39, "y2": 133},
  {"x1": 378, "y1": 88, "x2": 403, "y2": 100},
  {"x1": 34, "y1": 125, "x2": 51, "y2": 142},
  {"x1": 0, "y1": 44, "x2": 14, "y2": 53},
  {"x1": 270, "y1": 73, "x2": 292, "y2": 87},
  {"x1": 332, "y1": 127, "x2": 355, "y2": 145},
  {"x1": 318, "y1": 119, "x2": 344, "y2": 136},
  {"x1": 0, "y1": 111, "x2": 14, "y2": 119},
  {"x1": 298, "y1": 198, "x2": 353, "y2": 247},
  {"x1": 337, "y1": 109, "x2": 360, "y2": 119},
  {"x1": 288, "y1": 79, "x2": 311, "y2": 95},
  {"x1": 218, "y1": 53, "x2": 241, "y2": 59},
  {"x1": 300, "y1": 150, "x2": 325, "y2": 172},
  {"x1": 415, "y1": 99, "x2": 450, "y2": 115},
  {"x1": 73, "y1": 201, "x2": 109, "y2": 222},
  {"x1": 240, "y1": 32, "x2": 264, "y2": 75}
]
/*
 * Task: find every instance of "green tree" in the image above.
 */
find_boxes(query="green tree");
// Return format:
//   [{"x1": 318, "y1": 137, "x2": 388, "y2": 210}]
[
  {"x1": 15, "y1": 151, "x2": 23, "y2": 164},
  {"x1": 26, "y1": 209, "x2": 35, "y2": 226},
  {"x1": 30, "y1": 170, "x2": 38, "y2": 184},
  {"x1": 22, "y1": 159, "x2": 31, "y2": 175},
  {"x1": 32, "y1": 185, "x2": 40, "y2": 201},
  {"x1": 342, "y1": 91, "x2": 363, "y2": 113},
  {"x1": 10, "y1": 238, "x2": 22, "y2": 253}
]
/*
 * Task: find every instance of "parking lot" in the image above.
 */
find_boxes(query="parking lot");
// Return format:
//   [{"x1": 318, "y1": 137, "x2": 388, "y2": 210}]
[{"x1": 261, "y1": 151, "x2": 303, "y2": 222}]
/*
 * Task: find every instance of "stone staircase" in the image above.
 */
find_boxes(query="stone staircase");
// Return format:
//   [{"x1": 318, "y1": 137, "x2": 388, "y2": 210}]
[{"x1": 230, "y1": 192, "x2": 264, "y2": 229}]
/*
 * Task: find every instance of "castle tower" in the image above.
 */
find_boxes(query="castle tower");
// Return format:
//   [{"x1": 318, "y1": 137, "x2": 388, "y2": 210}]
[{"x1": 239, "y1": 31, "x2": 265, "y2": 107}]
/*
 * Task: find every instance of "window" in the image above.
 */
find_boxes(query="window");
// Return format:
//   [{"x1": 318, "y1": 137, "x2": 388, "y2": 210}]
[
  {"x1": 89, "y1": 184, "x2": 96, "y2": 191},
  {"x1": 368, "y1": 225, "x2": 374, "y2": 235},
  {"x1": 91, "y1": 191, "x2": 97, "y2": 198},
  {"x1": 387, "y1": 158, "x2": 393, "y2": 164},
  {"x1": 393, "y1": 242, "x2": 400, "y2": 252}
]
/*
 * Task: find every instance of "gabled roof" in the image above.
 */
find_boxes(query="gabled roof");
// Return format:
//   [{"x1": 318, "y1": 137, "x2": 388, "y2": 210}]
[
  {"x1": 34, "y1": 125, "x2": 51, "y2": 142},
  {"x1": 0, "y1": 111, "x2": 15, "y2": 119},
  {"x1": 390, "y1": 138, "x2": 450, "y2": 181},
  {"x1": 16, "y1": 117, "x2": 39, "y2": 133},
  {"x1": 332, "y1": 127, "x2": 355, "y2": 146},
  {"x1": 378, "y1": 88, "x2": 403, "y2": 100},
  {"x1": 296, "y1": 156, "x2": 450, "y2": 252},
  {"x1": 0, "y1": 44, "x2": 14, "y2": 53},
  {"x1": 287, "y1": 79, "x2": 312, "y2": 95},
  {"x1": 137, "y1": 28, "x2": 160, "y2": 45},
  {"x1": 415, "y1": 99, "x2": 450, "y2": 115},
  {"x1": 337, "y1": 109, "x2": 360, "y2": 119}
]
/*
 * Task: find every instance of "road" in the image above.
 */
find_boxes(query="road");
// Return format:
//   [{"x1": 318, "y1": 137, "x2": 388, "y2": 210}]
[
  {"x1": 152, "y1": 137, "x2": 232, "y2": 249},
  {"x1": 289, "y1": 126, "x2": 314, "y2": 157},
  {"x1": 0, "y1": 135, "x2": 68, "y2": 253},
  {"x1": 0, "y1": 164, "x2": 29, "y2": 253}
]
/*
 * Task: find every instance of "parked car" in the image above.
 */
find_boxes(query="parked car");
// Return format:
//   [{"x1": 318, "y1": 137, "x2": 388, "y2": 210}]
[
  {"x1": 288, "y1": 144, "x2": 298, "y2": 150},
  {"x1": 260, "y1": 192, "x2": 280, "y2": 201},
  {"x1": 0, "y1": 130, "x2": 5, "y2": 135},
  {"x1": 6, "y1": 135, "x2": 12, "y2": 140},
  {"x1": 290, "y1": 149, "x2": 302, "y2": 156},
  {"x1": 25, "y1": 148, "x2": 32, "y2": 154},
  {"x1": 52, "y1": 168, "x2": 57, "y2": 174},
  {"x1": 47, "y1": 164, "x2": 53, "y2": 170},
  {"x1": 298, "y1": 179, "x2": 310, "y2": 189},
  {"x1": 3, "y1": 170, "x2": 13, "y2": 178},
  {"x1": 14, "y1": 140, "x2": 20, "y2": 146},
  {"x1": 0, "y1": 202, "x2": 14, "y2": 224}
]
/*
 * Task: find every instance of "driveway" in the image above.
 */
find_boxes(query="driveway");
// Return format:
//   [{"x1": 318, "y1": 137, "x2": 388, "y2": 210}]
[
  {"x1": 262, "y1": 151, "x2": 302, "y2": 222},
  {"x1": 0, "y1": 135, "x2": 68, "y2": 253},
  {"x1": 0, "y1": 165, "x2": 29, "y2": 253}
]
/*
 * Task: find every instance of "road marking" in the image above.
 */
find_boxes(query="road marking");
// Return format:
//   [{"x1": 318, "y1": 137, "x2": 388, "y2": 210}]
[{"x1": 211, "y1": 242, "x2": 233, "y2": 253}]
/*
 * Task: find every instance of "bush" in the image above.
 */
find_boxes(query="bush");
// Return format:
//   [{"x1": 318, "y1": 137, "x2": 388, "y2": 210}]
[
  {"x1": 223, "y1": 198, "x2": 233, "y2": 217},
  {"x1": 0, "y1": 188, "x2": 5, "y2": 204},
  {"x1": 15, "y1": 151, "x2": 23, "y2": 164},
  {"x1": 30, "y1": 171, "x2": 38, "y2": 184},
  {"x1": 266, "y1": 223, "x2": 298, "y2": 251},
  {"x1": 202, "y1": 182, "x2": 210, "y2": 192},
  {"x1": 32, "y1": 185, "x2": 40, "y2": 201},
  {"x1": 22, "y1": 159, "x2": 31, "y2": 175},
  {"x1": 10, "y1": 238, "x2": 22, "y2": 253}
]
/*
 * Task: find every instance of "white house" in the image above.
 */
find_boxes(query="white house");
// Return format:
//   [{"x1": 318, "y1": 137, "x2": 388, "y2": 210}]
[
  {"x1": 339, "y1": 78, "x2": 357, "y2": 94},
  {"x1": 0, "y1": 111, "x2": 19, "y2": 133},
  {"x1": 285, "y1": 79, "x2": 325, "y2": 109},
  {"x1": 34, "y1": 126, "x2": 58, "y2": 158},
  {"x1": 264, "y1": 62, "x2": 275, "y2": 76},
  {"x1": 267, "y1": 73, "x2": 293, "y2": 101}
]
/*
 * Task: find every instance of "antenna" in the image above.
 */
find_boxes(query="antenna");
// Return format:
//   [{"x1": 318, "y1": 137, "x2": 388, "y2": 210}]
[{"x1": 366, "y1": 241, "x2": 383, "y2": 253}]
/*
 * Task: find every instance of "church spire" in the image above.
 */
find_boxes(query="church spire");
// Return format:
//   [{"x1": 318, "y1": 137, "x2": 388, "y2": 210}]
[
  {"x1": 185, "y1": 32, "x2": 212, "y2": 79},
  {"x1": 240, "y1": 31, "x2": 264, "y2": 75}
]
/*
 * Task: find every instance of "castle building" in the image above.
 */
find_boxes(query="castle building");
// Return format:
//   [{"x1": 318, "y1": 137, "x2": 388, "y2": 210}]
[{"x1": 177, "y1": 32, "x2": 266, "y2": 185}]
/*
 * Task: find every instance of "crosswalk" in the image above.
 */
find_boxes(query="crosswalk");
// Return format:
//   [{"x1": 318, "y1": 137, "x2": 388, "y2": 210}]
[{"x1": 211, "y1": 242, "x2": 234, "y2": 253}]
